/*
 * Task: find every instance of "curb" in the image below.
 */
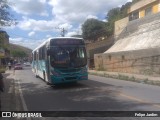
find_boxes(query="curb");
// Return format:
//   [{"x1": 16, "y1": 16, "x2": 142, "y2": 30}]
[
  {"x1": 88, "y1": 71, "x2": 160, "y2": 86},
  {"x1": 1, "y1": 70, "x2": 24, "y2": 112}
]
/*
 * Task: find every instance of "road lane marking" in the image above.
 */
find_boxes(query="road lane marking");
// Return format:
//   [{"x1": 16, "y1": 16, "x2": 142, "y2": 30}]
[
  {"x1": 14, "y1": 73, "x2": 46, "y2": 120},
  {"x1": 14, "y1": 78, "x2": 31, "y2": 120},
  {"x1": 8, "y1": 83, "x2": 13, "y2": 93},
  {"x1": 89, "y1": 76, "x2": 160, "y2": 109},
  {"x1": 17, "y1": 79, "x2": 28, "y2": 111},
  {"x1": 120, "y1": 93, "x2": 160, "y2": 109},
  {"x1": 14, "y1": 71, "x2": 32, "y2": 120}
]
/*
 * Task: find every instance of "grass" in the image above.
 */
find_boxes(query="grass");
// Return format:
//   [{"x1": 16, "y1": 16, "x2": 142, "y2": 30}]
[
  {"x1": 0, "y1": 66, "x2": 6, "y2": 73},
  {"x1": 89, "y1": 71, "x2": 160, "y2": 87},
  {"x1": 118, "y1": 74, "x2": 129, "y2": 80}
]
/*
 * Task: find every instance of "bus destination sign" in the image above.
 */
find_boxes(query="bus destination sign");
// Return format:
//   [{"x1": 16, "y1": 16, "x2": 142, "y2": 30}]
[{"x1": 51, "y1": 39, "x2": 84, "y2": 45}]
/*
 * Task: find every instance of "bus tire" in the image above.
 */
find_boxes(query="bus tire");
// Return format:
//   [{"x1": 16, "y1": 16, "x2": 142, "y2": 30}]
[
  {"x1": 35, "y1": 74, "x2": 38, "y2": 78},
  {"x1": 72, "y1": 81, "x2": 78, "y2": 84},
  {"x1": 47, "y1": 82, "x2": 51, "y2": 85}
]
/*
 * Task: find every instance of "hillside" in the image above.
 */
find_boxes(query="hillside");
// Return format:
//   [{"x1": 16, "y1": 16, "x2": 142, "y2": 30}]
[{"x1": 9, "y1": 43, "x2": 32, "y2": 56}]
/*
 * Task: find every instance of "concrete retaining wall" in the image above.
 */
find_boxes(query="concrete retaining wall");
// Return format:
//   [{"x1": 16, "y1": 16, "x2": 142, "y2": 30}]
[
  {"x1": 95, "y1": 12, "x2": 160, "y2": 76},
  {"x1": 86, "y1": 37, "x2": 114, "y2": 68},
  {"x1": 95, "y1": 48, "x2": 160, "y2": 76}
]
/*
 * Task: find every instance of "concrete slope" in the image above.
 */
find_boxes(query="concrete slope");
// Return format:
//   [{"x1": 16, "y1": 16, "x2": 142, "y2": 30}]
[{"x1": 105, "y1": 14, "x2": 160, "y2": 53}]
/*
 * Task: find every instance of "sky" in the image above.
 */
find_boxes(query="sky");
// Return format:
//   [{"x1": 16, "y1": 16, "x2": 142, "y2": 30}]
[{"x1": 4, "y1": 0, "x2": 131, "y2": 50}]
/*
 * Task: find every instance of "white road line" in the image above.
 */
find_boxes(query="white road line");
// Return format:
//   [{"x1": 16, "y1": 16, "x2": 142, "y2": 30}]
[
  {"x1": 17, "y1": 79, "x2": 28, "y2": 111},
  {"x1": 14, "y1": 73, "x2": 46, "y2": 120},
  {"x1": 15, "y1": 78, "x2": 32, "y2": 120},
  {"x1": 8, "y1": 84, "x2": 13, "y2": 93}
]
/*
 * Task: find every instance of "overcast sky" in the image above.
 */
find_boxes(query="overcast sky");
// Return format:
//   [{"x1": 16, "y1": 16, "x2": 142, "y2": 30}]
[{"x1": 5, "y1": 0, "x2": 131, "y2": 50}]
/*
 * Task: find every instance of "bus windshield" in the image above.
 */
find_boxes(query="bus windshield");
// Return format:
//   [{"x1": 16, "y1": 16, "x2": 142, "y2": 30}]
[{"x1": 50, "y1": 46, "x2": 87, "y2": 68}]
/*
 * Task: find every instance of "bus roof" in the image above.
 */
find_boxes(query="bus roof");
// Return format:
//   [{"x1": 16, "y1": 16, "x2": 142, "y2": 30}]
[{"x1": 32, "y1": 37, "x2": 83, "y2": 52}]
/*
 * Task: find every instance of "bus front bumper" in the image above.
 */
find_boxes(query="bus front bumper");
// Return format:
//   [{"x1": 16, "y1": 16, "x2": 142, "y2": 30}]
[{"x1": 50, "y1": 74, "x2": 88, "y2": 84}]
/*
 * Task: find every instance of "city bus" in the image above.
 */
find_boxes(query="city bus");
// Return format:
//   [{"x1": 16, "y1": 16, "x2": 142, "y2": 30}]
[{"x1": 32, "y1": 37, "x2": 88, "y2": 85}]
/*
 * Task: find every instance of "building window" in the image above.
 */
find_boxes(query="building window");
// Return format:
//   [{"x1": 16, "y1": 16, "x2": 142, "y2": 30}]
[
  {"x1": 145, "y1": 6, "x2": 152, "y2": 16},
  {"x1": 129, "y1": 11, "x2": 139, "y2": 21}
]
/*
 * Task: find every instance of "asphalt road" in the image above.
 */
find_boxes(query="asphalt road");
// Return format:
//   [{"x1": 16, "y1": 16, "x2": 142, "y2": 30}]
[{"x1": 11, "y1": 67, "x2": 160, "y2": 120}]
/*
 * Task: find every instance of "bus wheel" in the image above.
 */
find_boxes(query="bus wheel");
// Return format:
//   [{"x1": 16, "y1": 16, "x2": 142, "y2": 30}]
[
  {"x1": 35, "y1": 74, "x2": 38, "y2": 78},
  {"x1": 72, "y1": 81, "x2": 78, "y2": 85},
  {"x1": 47, "y1": 82, "x2": 51, "y2": 85}
]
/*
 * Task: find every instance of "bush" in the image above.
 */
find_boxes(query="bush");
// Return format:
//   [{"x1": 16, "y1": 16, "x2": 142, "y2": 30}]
[{"x1": 0, "y1": 67, "x2": 6, "y2": 73}]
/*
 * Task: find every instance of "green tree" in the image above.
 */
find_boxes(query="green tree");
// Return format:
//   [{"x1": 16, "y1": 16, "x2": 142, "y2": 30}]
[
  {"x1": 0, "y1": 32, "x2": 9, "y2": 49},
  {"x1": 0, "y1": 34, "x2": 3, "y2": 48},
  {"x1": 105, "y1": 2, "x2": 131, "y2": 35},
  {"x1": 120, "y1": 2, "x2": 132, "y2": 17},
  {"x1": 82, "y1": 18, "x2": 107, "y2": 41},
  {"x1": 105, "y1": 8, "x2": 122, "y2": 35},
  {"x1": 132, "y1": 0, "x2": 141, "y2": 4},
  {"x1": 11, "y1": 50, "x2": 28, "y2": 58},
  {"x1": 0, "y1": 0, "x2": 17, "y2": 27}
]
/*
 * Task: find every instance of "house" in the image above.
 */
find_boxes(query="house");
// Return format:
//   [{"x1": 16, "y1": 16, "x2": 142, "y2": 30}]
[
  {"x1": 128, "y1": 0, "x2": 160, "y2": 21},
  {"x1": 115, "y1": 0, "x2": 160, "y2": 39}
]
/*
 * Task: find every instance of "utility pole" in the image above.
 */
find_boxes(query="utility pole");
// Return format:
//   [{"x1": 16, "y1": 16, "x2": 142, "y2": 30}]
[
  {"x1": 61, "y1": 28, "x2": 67, "y2": 37},
  {"x1": 55, "y1": 27, "x2": 67, "y2": 37}
]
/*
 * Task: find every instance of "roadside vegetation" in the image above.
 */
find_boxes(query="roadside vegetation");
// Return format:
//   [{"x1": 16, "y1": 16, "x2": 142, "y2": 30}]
[
  {"x1": 89, "y1": 71, "x2": 160, "y2": 87},
  {"x1": 82, "y1": 0, "x2": 140, "y2": 42}
]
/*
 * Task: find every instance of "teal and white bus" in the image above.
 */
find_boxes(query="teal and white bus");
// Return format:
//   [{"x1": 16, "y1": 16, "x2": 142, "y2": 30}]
[{"x1": 32, "y1": 37, "x2": 88, "y2": 85}]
